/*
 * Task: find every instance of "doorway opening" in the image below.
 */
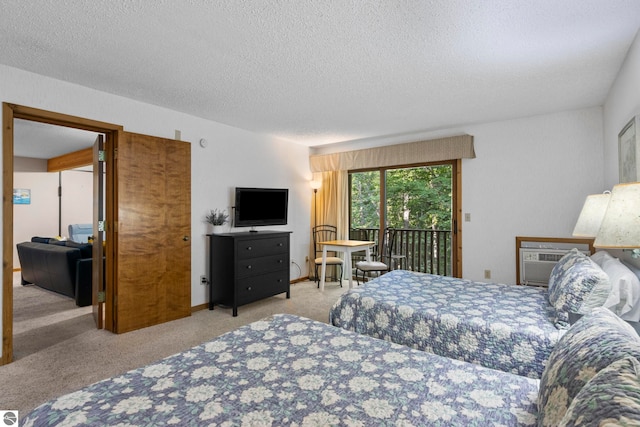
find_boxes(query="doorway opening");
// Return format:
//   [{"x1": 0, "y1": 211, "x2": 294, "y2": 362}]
[
  {"x1": 12, "y1": 120, "x2": 101, "y2": 360},
  {"x1": 2, "y1": 103, "x2": 122, "y2": 365}
]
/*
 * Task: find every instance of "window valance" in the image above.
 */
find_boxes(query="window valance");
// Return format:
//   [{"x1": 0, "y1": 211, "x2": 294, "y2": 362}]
[{"x1": 309, "y1": 134, "x2": 475, "y2": 172}]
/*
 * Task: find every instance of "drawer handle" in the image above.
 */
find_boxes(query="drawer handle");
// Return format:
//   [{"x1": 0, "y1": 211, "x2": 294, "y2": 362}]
[
  {"x1": 278, "y1": 259, "x2": 283, "y2": 264},
  {"x1": 277, "y1": 243, "x2": 283, "y2": 247},
  {"x1": 246, "y1": 246, "x2": 252, "y2": 251},
  {"x1": 247, "y1": 265, "x2": 252, "y2": 269},
  {"x1": 247, "y1": 286, "x2": 252, "y2": 291}
]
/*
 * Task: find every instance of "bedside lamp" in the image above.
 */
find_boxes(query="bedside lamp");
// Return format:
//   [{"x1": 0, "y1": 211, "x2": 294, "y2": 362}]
[
  {"x1": 572, "y1": 192, "x2": 611, "y2": 237},
  {"x1": 593, "y1": 182, "x2": 640, "y2": 258}
]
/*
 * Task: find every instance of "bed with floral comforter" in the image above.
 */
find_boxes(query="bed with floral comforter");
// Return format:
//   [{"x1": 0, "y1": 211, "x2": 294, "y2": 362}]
[
  {"x1": 23, "y1": 313, "x2": 540, "y2": 426},
  {"x1": 329, "y1": 270, "x2": 565, "y2": 378}
]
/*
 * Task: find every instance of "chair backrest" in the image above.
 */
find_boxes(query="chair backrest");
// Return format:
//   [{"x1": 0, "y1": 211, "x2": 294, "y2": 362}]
[
  {"x1": 383, "y1": 227, "x2": 396, "y2": 256},
  {"x1": 349, "y1": 227, "x2": 390, "y2": 265},
  {"x1": 384, "y1": 227, "x2": 407, "y2": 269},
  {"x1": 313, "y1": 225, "x2": 338, "y2": 258},
  {"x1": 68, "y1": 223, "x2": 92, "y2": 243}
]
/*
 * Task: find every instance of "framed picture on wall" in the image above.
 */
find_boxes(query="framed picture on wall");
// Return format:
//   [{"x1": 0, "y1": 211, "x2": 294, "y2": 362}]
[
  {"x1": 619, "y1": 115, "x2": 640, "y2": 183},
  {"x1": 13, "y1": 188, "x2": 31, "y2": 204}
]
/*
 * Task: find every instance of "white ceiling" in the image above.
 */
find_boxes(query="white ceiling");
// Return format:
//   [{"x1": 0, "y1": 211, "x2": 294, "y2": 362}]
[
  {"x1": 2, "y1": 1, "x2": 640, "y2": 151},
  {"x1": 14, "y1": 120, "x2": 99, "y2": 160}
]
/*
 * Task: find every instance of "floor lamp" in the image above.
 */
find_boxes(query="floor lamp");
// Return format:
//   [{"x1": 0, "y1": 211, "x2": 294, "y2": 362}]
[
  {"x1": 311, "y1": 180, "x2": 322, "y2": 228},
  {"x1": 310, "y1": 180, "x2": 322, "y2": 281}
]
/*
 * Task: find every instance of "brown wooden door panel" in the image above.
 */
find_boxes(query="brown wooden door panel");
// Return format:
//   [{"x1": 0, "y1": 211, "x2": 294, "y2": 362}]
[{"x1": 115, "y1": 132, "x2": 191, "y2": 333}]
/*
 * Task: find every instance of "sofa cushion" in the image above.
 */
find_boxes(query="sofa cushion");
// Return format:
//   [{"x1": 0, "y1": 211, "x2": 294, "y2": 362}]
[
  {"x1": 17, "y1": 242, "x2": 81, "y2": 298},
  {"x1": 31, "y1": 236, "x2": 52, "y2": 244},
  {"x1": 65, "y1": 241, "x2": 93, "y2": 258},
  {"x1": 537, "y1": 307, "x2": 640, "y2": 426},
  {"x1": 31, "y1": 236, "x2": 66, "y2": 246}
]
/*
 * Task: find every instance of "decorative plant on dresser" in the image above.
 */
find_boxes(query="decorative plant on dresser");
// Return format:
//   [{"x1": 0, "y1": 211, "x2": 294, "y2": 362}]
[
  {"x1": 208, "y1": 230, "x2": 291, "y2": 316},
  {"x1": 205, "y1": 209, "x2": 229, "y2": 234}
]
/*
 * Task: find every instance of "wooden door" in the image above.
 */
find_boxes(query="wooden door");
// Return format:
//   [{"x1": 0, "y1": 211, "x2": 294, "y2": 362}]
[
  {"x1": 92, "y1": 135, "x2": 104, "y2": 328},
  {"x1": 113, "y1": 132, "x2": 191, "y2": 333}
]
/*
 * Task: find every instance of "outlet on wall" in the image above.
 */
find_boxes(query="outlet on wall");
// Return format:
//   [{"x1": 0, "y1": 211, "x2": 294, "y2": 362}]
[
  {"x1": 484, "y1": 269, "x2": 491, "y2": 279},
  {"x1": 200, "y1": 275, "x2": 207, "y2": 285}
]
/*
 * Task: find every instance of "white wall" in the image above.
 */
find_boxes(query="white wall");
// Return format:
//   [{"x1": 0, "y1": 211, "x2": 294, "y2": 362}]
[
  {"x1": 60, "y1": 170, "x2": 93, "y2": 236},
  {"x1": 13, "y1": 157, "x2": 59, "y2": 266},
  {"x1": 604, "y1": 30, "x2": 640, "y2": 189},
  {"x1": 13, "y1": 162, "x2": 94, "y2": 267},
  {"x1": 602, "y1": 29, "x2": 640, "y2": 265},
  {"x1": 461, "y1": 108, "x2": 604, "y2": 282},
  {"x1": 0, "y1": 64, "x2": 313, "y2": 349}
]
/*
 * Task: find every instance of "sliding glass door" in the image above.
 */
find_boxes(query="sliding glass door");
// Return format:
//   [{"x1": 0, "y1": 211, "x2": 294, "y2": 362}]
[{"x1": 350, "y1": 161, "x2": 458, "y2": 276}]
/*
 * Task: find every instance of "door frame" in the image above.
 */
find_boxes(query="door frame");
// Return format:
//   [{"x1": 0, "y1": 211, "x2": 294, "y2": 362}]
[{"x1": 2, "y1": 103, "x2": 122, "y2": 365}]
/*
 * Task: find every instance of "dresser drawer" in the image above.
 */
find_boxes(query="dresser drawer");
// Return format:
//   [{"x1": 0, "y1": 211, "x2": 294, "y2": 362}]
[
  {"x1": 236, "y1": 236, "x2": 289, "y2": 259},
  {"x1": 237, "y1": 253, "x2": 288, "y2": 278},
  {"x1": 236, "y1": 271, "x2": 289, "y2": 305}
]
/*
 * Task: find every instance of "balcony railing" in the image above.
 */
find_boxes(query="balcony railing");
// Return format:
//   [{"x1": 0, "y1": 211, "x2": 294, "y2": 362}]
[{"x1": 350, "y1": 227, "x2": 452, "y2": 277}]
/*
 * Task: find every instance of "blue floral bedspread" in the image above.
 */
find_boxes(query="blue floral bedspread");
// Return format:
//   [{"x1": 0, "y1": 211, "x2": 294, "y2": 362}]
[
  {"x1": 330, "y1": 270, "x2": 565, "y2": 379},
  {"x1": 23, "y1": 313, "x2": 539, "y2": 426}
]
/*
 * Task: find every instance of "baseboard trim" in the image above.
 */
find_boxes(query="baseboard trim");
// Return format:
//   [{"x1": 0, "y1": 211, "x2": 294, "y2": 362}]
[
  {"x1": 190, "y1": 276, "x2": 310, "y2": 313},
  {"x1": 191, "y1": 303, "x2": 208, "y2": 313}
]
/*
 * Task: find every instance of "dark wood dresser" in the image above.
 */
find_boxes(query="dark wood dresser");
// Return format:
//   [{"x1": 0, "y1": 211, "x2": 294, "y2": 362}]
[{"x1": 208, "y1": 231, "x2": 291, "y2": 316}]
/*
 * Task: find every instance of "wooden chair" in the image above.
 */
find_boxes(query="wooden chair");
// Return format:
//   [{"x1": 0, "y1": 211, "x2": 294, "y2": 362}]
[{"x1": 313, "y1": 225, "x2": 343, "y2": 287}]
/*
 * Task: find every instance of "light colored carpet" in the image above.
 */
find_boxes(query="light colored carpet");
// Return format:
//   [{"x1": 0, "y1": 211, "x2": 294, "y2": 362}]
[{"x1": 1, "y1": 275, "x2": 350, "y2": 415}]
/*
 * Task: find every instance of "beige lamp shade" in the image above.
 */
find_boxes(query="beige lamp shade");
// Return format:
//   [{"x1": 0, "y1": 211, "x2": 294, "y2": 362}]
[
  {"x1": 594, "y1": 182, "x2": 640, "y2": 248},
  {"x1": 310, "y1": 180, "x2": 322, "y2": 190},
  {"x1": 572, "y1": 193, "x2": 611, "y2": 237}
]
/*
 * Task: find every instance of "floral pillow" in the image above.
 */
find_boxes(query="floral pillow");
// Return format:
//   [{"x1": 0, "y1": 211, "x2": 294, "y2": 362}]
[
  {"x1": 558, "y1": 357, "x2": 640, "y2": 426},
  {"x1": 548, "y1": 249, "x2": 585, "y2": 297},
  {"x1": 547, "y1": 249, "x2": 611, "y2": 328},
  {"x1": 537, "y1": 307, "x2": 640, "y2": 427}
]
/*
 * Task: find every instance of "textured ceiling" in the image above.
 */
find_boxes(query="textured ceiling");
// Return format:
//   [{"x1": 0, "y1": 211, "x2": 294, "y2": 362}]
[
  {"x1": 13, "y1": 120, "x2": 99, "y2": 160},
  {"x1": 2, "y1": 0, "x2": 640, "y2": 149}
]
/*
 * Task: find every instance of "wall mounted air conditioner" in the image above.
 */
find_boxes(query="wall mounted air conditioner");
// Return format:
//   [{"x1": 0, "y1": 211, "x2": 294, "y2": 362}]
[
  {"x1": 520, "y1": 249, "x2": 591, "y2": 286},
  {"x1": 516, "y1": 237, "x2": 594, "y2": 287}
]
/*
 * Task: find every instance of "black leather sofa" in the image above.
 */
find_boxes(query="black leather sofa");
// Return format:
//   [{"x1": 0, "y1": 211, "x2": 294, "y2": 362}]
[{"x1": 16, "y1": 237, "x2": 93, "y2": 307}]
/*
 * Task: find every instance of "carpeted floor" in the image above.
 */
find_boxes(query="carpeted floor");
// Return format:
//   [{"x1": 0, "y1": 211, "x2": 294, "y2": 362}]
[{"x1": 1, "y1": 275, "x2": 350, "y2": 416}]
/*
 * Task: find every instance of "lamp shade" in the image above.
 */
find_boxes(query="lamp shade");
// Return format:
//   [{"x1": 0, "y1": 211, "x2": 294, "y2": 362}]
[
  {"x1": 310, "y1": 180, "x2": 322, "y2": 190},
  {"x1": 594, "y1": 182, "x2": 640, "y2": 248},
  {"x1": 572, "y1": 193, "x2": 611, "y2": 237}
]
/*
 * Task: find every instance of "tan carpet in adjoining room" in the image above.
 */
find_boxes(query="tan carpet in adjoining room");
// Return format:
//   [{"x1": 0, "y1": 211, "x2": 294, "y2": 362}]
[{"x1": 1, "y1": 276, "x2": 350, "y2": 416}]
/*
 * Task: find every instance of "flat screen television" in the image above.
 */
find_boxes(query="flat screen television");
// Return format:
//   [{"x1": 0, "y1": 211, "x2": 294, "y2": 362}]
[{"x1": 234, "y1": 187, "x2": 289, "y2": 228}]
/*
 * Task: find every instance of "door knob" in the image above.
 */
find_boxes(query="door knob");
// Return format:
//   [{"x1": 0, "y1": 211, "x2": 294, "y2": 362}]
[{"x1": 183, "y1": 236, "x2": 190, "y2": 241}]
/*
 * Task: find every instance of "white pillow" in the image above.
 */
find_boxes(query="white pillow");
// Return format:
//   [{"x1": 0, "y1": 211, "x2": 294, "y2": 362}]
[
  {"x1": 619, "y1": 260, "x2": 640, "y2": 322},
  {"x1": 598, "y1": 254, "x2": 640, "y2": 320},
  {"x1": 590, "y1": 250, "x2": 613, "y2": 267}
]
